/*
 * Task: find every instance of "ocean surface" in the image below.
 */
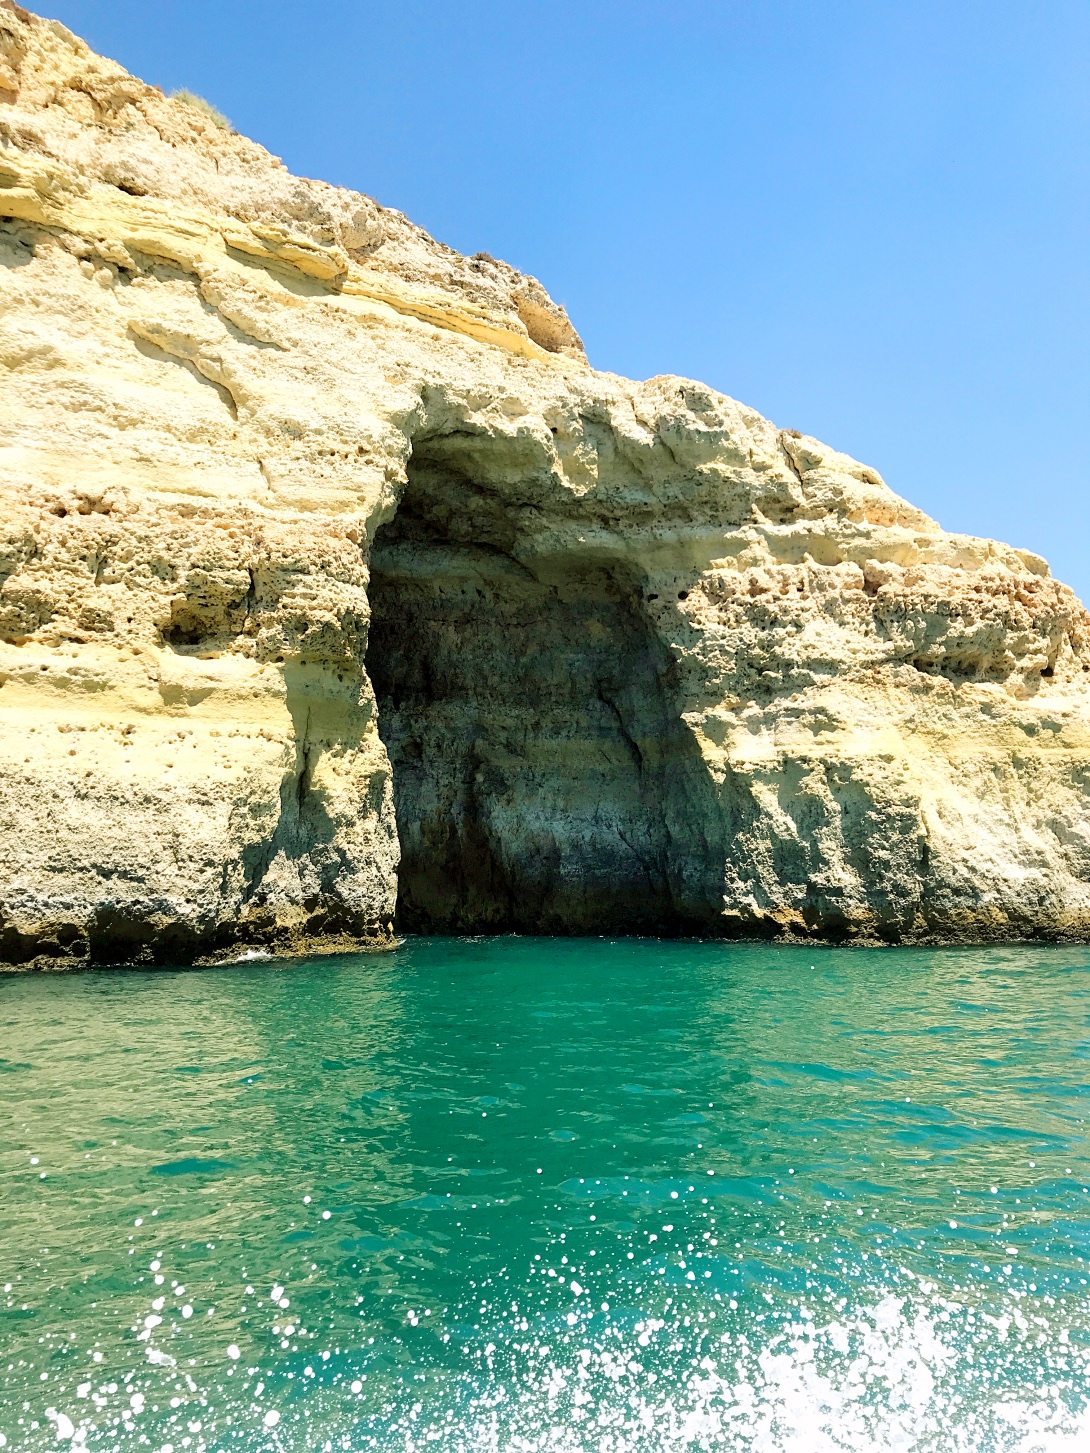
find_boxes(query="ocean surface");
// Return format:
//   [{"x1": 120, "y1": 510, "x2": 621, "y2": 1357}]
[{"x1": 2, "y1": 938, "x2": 1090, "y2": 1452}]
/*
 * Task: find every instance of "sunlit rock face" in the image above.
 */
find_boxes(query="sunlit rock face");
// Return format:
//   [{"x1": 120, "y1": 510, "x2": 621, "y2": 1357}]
[{"x1": 4, "y1": 3, "x2": 1090, "y2": 967}]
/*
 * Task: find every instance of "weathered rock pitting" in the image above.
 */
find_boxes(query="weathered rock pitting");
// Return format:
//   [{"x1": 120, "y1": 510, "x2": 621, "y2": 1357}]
[{"x1": 4, "y1": 4, "x2": 1090, "y2": 967}]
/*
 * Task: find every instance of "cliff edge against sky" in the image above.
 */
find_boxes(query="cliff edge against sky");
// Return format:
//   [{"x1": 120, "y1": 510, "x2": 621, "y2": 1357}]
[{"x1": 4, "y1": 2, "x2": 1090, "y2": 969}]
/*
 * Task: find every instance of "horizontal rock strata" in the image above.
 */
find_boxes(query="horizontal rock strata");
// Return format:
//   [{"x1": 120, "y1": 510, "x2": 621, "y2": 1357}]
[{"x1": 4, "y1": 3, "x2": 1090, "y2": 967}]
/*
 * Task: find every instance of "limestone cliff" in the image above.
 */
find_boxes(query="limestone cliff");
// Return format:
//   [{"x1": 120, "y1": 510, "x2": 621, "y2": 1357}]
[{"x1": 4, "y1": 3, "x2": 1090, "y2": 969}]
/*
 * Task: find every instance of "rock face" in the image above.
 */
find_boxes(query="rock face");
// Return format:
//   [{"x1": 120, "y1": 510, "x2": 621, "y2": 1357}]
[{"x1": 4, "y1": 5, "x2": 1090, "y2": 968}]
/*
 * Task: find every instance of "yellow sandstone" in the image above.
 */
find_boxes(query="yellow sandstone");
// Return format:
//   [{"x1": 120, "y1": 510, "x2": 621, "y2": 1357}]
[{"x1": 3, "y1": 3, "x2": 1090, "y2": 967}]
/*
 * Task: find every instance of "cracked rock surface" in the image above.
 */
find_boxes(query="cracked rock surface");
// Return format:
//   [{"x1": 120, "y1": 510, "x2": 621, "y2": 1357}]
[{"x1": 4, "y1": 3, "x2": 1090, "y2": 967}]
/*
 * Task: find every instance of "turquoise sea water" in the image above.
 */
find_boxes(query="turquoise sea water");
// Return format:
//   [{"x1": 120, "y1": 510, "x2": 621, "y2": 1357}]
[{"x1": 2, "y1": 938, "x2": 1090, "y2": 1451}]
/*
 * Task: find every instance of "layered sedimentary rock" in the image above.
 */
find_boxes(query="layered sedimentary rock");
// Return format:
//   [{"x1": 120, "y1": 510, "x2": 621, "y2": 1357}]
[{"x1": 4, "y1": 4, "x2": 1090, "y2": 968}]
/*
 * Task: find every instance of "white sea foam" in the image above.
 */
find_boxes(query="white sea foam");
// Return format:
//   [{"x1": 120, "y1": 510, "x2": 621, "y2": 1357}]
[
  {"x1": 11, "y1": 1236, "x2": 1090, "y2": 1453},
  {"x1": 363, "y1": 1291, "x2": 1090, "y2": 1453}
]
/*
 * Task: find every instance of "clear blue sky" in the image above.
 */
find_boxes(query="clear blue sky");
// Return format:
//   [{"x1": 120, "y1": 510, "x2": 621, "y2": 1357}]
[{"x1": 48, "y1": 1, "x2": 1090, "y2": 599}]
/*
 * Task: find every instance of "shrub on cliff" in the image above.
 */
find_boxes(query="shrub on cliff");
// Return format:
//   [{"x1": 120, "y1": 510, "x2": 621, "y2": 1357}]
[{"x1": 170, "y1": 89, "x2": 231, "y2": 131}]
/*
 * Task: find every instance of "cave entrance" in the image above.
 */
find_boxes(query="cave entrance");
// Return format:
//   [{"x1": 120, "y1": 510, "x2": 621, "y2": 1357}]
[{"x1": 365, "y1": 436, "x2": 724, "y2": 935}]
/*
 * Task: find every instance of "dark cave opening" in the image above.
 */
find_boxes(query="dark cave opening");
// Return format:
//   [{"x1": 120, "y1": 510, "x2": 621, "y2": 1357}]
[{"x1": 364, "y1": 440, "x2": 725, "y2": 935}]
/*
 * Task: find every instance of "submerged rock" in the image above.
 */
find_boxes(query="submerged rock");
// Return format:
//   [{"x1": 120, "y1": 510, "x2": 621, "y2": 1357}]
[{"x1": 3, "y1": 5, "x2": 1090, "y2": 966}]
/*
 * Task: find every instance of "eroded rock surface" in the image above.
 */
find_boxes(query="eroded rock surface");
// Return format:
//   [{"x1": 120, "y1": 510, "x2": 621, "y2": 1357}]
[{"x1": 4, "y1": 3, "x2": 1090, "y2": 966}]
